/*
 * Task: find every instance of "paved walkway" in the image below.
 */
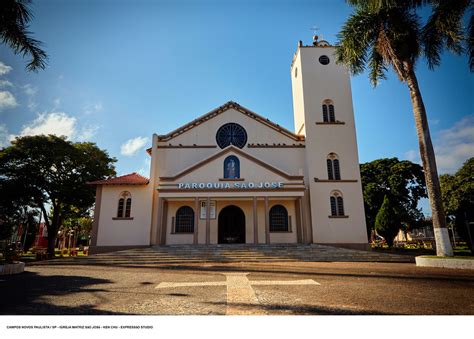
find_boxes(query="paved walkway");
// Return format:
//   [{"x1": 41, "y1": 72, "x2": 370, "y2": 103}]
[{"x1": 1, "y1": 261, "x2": 473, "y2": 315}]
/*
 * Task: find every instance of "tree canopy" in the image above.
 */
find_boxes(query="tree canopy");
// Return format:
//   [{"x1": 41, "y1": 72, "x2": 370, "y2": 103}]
[
  {"x1": 375, "y1": 195, "x2": 401, "y2": 247},
  {"x1": 339, "y1": 0, "x2": 473, "y2": 85},
  {"x1": 0, "y1": 135, "x2": 116, "y2": 255},
  {"x1": 440, "y1": 158, "x2": 474, "y2": 248},
  {"x1": 360, "y1": 158, "x2": 427, "y2": 237}
]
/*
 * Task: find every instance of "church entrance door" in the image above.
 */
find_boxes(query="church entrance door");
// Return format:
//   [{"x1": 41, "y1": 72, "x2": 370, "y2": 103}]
[{"x1": 218, "y1": 205, "x2": 246, "y2": 244}]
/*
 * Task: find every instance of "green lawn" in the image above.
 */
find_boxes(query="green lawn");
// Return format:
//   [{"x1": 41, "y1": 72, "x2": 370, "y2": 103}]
[{"x1": 15, "y1": 249, "x2": 88, "y2": 263}]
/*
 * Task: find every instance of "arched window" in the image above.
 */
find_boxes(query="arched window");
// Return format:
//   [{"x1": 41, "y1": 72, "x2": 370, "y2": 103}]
[
  {"x1": 269, "y1": 205, "x2": 289, "y2": 232},
  {"x1": 117, "y1": 199, "x2": 124, "y2": 217},
  {"x1": 329, "y1": 104, "x2": 335, "y2": 122},
  {"x1": 330, "y1": 191, "x2": 345, "y2": 216},
  {"x1": 117, "y1": 191, "x2": 131, "y2": 218},
  {"x1": 322, "y1": 104, "x2": 328, "y2": 122},
  {"x1": 125, "y1": 198, "x2": 132, "y2": 217},
  {"x1": 224, "y1": 155, "x2": 240, "y2": 179},
  {"x1": 175, "y1": 206, "x2": 194, "y2": 233},
  {"x1": 327, "y1": 153, "x2": 341, "y2": 180},
  {"x1": 337, "y1": 196, "x2": 344, "y2": 216},
  {"x1": 322, "y1": 100, "x2": 335, "y2": 122}
]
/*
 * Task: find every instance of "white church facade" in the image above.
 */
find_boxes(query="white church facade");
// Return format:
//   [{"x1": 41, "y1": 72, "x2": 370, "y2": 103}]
[{"x1": 89, "y1": 37, "x2": 368, "y2": 253}]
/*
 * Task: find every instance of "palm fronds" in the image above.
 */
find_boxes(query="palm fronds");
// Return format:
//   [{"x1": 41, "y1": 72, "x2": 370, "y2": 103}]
[
  {"x1": 422, "y1": 0, "x2": 470, "y2": 69},
  {"x1": 0, "y1": 0, "x2": 47, "y2": 71}
]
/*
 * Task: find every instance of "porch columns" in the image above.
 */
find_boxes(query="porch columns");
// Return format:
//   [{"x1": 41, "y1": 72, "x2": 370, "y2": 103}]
[
  {"x1": 304, "y1": 192, "x2": 313, "y2": 244},
  {"x1": 160, "y1": 199, "x2": 168, "y2": 245},
  {"x1": 295, "y1": 197, "x2": 303, "y2": 243},
  {"x1": 264, "y1": 197, "x2": 270, "y2": 244},
  {"x1": 253, "y1": 197, "x2": 258, "y2": 244},
  {"x1": 194, "y1": 198, "x2": 199, "y2": 244},
  {"x1": 206, "y1": 197, "x2": 211, "y2": 244},
  {"x1": 155, "y1": 197, "x2": 164, "y2": 245}
]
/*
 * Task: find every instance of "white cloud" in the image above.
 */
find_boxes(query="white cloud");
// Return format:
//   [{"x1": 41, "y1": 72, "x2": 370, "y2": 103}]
[
  {"x1": 84, "y1": 102, "x2": 103, "y2": 115},
  {"x1": 77, "y1": 125, "x2": 99, "y2": 140},
  {"x1": 8, "y1": 111, "x2": 99, "y2": 142},
  {"x1": 403, "y1": 115, "x2": 474, "y2": 173},
  {"x1": 0, "y1": 124, "x2": 12, "y2": 148},
  {"x1": 94, "y1": 103, "x2": 102, "y2": 111},
  {"x1": 434, "y1": 115, "x2": 474, "y2": 174},
  {"x1": 23, "y1": 84, "x2": 38, "y2": 111},
  {"x1": 20, "y1": 112, "x2": 77, "y2": 138},
  {"x1": 52, "y1": 98, "x2": 61, "y2": 110},
  {"x1": 121, "y1": 136, "x2": 148, "y2": 156},
  {"x1": 0, "y1": 61, "x2": 12, "y2": 75},
  {"x1": 137, "y1": 168, "x2": 148, "y2": 176},
  {"x1": 137, "y1": 157, "x2": 151, "y2": 176},
  {"x1": 0, "y1": 80, "x2": 13, "y2": 88},
  {"x1": 23, "y1": 84, "x2": 37, "y2": 97},
  {"x1": 404, "y1": 149, "x2": 419, "y2": 163},
  {"x1": 0, "y1": 90, "x2": 18, "y2": 110}
]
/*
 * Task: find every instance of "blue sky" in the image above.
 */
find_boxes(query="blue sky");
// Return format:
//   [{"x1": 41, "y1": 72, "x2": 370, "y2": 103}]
[{"x1": 0, "y1": 0, "x2": 473, "y2": 206}]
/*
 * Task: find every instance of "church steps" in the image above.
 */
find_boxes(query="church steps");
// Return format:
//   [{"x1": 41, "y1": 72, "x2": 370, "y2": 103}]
[{"x1": 27, "y1": 244, "x2": 414, "y2": 266}]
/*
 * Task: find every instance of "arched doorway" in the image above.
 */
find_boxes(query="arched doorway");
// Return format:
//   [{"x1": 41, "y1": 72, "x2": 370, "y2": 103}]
[{"x1": 218, "y1": 205, "x2": 246, "y2": 244}]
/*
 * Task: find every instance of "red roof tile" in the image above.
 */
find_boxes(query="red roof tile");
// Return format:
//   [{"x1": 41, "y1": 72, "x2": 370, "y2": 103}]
[{"x1": 88, "y1": 173, "x2": 149, "y2": 185}]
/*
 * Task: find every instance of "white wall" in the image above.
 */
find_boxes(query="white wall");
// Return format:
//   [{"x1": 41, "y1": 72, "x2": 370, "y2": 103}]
[
  {"x1": 96, "y1": 185, "x2": 153, "y2": 246},
  {"x1": 155, "y1": 108, "x2": 305, "y2": 178},
  {"x1": 164, "y1": 199, "x2": 298, "y2": 245},
  {"x1": 291, "y1": 44, "x2": 368, "y2": 245}
]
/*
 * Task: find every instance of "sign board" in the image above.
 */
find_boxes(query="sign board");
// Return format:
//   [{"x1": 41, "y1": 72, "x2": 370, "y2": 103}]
[
  {"x1": 178, "y1": 182, "x2": 284, "y2": 190},
  {"x1": 200, "y1": 200, "x2": 216, "y2": 219}
]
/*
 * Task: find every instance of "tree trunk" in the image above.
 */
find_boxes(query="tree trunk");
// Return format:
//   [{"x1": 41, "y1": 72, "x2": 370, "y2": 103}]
[
  {"x1": 39, "y1": 204, "x2": 55, "y2": 258},
  {"x1": 405, "y1": 65, "x2": 453, "y2": 256},
  {"x1": 45, "y1": 204, "x2": 61, "y2": 258}
]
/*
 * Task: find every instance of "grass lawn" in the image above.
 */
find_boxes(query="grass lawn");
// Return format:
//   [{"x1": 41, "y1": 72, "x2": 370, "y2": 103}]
[{"x1": 17, "y1": 249, "x2": 88, "y2": 263}]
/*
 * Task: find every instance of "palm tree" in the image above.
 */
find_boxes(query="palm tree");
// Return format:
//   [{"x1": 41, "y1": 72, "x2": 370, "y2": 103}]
[
  {"x1": 0, "y1": 0, "x2": 47, "y2": 71},
  {"x1": 422, "y1": 0, "x2": 473, "y2": 70},
  {"x1": 336, "y1": 0, "x2": 471, "y2": 256}
]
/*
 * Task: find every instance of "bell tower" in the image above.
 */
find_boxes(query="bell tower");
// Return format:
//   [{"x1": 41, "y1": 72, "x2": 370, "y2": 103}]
[{"x1": 291, "y1": 36, "x2": 368, "y2": 248}]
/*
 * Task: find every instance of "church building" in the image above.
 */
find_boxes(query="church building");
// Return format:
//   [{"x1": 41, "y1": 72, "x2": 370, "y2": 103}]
[{"x1": 89, "y1": 37, "x2": 368, "y2": 253}]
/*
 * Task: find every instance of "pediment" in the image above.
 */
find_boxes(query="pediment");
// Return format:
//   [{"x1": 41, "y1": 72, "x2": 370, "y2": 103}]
[
  {"x1": 159, "y1": 146, "x2": 304, "y2": 183},
  {"x1": 157, "y1": 101, "x2": 305, "y2": 143}
]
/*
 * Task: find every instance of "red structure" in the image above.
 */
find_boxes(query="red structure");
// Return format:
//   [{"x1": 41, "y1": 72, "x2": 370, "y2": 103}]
[{"x1": 33, "y1": 223, "x2": 48, "y2": 248}]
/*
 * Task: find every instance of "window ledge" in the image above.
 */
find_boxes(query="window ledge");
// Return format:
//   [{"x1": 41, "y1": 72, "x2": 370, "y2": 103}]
[
  {"x1": 328, "y1": 215, "x2": 349, "y2": 219},
  {"x1": 218, "y1": 178, "x2": 245, "y2": 181},
  {"x1": 314, "y1": 178, "x2": 358, "y2": 183},
  {"x1": 171, "y1": 232, "x2": 194, "y2": 235},
  {"x1": 315, "y1": 121, "x2": 345, "y2": 125},
  {"x1": 112, "y1": 217, "x2": 134, "y2": 220},
  {"x1": 270, "y1": 231, "x2": 292, "y2": 233}
]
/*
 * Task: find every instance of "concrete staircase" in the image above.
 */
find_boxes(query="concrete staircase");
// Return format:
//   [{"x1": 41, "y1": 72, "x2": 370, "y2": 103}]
[{"x1": 29, "y1": 244, "x2": 415, "y2": 266}]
